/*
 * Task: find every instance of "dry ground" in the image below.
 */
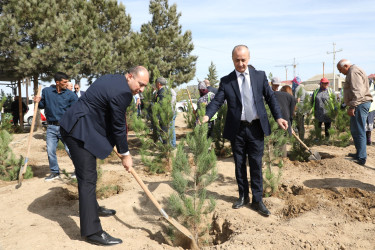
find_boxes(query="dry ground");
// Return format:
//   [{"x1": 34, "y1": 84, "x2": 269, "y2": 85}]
[{"x1": 1, "y1": 113, "x2": 375, "y2": 250}]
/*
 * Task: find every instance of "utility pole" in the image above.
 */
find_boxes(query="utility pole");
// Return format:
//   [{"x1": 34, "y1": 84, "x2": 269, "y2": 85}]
[
  {"x1": 292, "y1": 58, "x2": 298, "y2": 78},
  {"x1": 327, "y1": 42, "x2": 342, "y2": 92},
  {"x1": 275, "y1": 58, "x2": 298, "y2": 81},
  {"x1": 275, "y1": 63, "x2": 293, "y2": 81},
  {"x1": 323, "y1": 62, "x2": 325, "y2": 77}
]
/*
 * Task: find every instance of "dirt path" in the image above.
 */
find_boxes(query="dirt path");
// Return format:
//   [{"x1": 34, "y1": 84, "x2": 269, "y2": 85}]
[{"x1": 1, "y1": 113, "x2": 375, "y2": 249}]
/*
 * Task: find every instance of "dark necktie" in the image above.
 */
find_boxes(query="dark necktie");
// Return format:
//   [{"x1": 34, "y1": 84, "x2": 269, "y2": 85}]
[{"x1": 241, "y1": 73, "x2": 252, "y2": 122}]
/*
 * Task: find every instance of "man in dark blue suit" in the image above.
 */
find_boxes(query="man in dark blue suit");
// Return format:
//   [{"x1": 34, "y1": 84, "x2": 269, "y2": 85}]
[
  {"x1": 203, "y1": 45, "x2": 288, "y2": 216},
  {"x1": 60, "y1": 66, "x2": 149, "y2": 246}
]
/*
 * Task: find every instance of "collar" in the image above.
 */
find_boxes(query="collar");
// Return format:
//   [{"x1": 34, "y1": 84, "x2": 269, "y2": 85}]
[{"x1": 235, "y1": 68, "x2": 249, "y2": 78}]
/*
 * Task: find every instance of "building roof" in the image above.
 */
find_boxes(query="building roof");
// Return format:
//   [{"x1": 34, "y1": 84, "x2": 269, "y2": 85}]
[{"x1": 302, "y1": 73, "x2": 345, "y2": 91}]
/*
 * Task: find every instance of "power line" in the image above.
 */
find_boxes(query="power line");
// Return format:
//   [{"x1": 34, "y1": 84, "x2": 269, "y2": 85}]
[
  {"x1": 275, "y1": 58, "x2": 298, "y2": 80},
  {"x1": 327, "y1": 42, "x2": 343, "y2": 92}
]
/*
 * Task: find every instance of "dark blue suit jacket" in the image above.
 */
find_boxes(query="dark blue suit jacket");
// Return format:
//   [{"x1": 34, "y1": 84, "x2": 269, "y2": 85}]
[
  {"x1": 60, "y1": 74, "x2": 132, "y2": 159},
  {"x1": 206, "y1": 67, "x2": 282, "y2": 141}
]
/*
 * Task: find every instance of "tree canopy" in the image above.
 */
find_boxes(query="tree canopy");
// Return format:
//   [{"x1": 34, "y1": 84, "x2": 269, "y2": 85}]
[
  {"x1": 140, "y1": 0, "x2": 197, "y2": 87},
  {"x1": 0, "y1": 0, "x2": 197, "y2": 90}
]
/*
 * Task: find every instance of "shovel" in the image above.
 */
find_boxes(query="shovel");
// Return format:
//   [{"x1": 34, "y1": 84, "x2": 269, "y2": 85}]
[
  {"x1": 292, "y1": 130, "x2": 321, "y2": 160},
  {"x1": 185, "y1": 89, "x2": 197, "y2": 119},
  {"x1": 16, "y1": 85, "x2": 42, "y2": 189},
  {"x1": 114, "y1": 150, "x2": 199, "y2": 249}
]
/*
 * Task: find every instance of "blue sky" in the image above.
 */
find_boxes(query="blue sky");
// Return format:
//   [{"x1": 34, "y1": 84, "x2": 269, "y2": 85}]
[
  {"x1": 123, "y1": 0, "x2": 375, "y2": 88},
  {"x1": 1, "y1": 0, "x2": 374, "y2": 95}
]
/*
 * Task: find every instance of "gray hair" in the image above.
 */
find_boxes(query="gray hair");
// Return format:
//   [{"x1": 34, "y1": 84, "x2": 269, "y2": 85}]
[
  {"x1": 338, "y1": 59, "x2": 351, "y2": 67},
  {"x1": 232, "y1": 45, "x2": 250, "y2": 57},
  {"x1": 155, "y1": 77, "x2": 167, "y2": 86}
]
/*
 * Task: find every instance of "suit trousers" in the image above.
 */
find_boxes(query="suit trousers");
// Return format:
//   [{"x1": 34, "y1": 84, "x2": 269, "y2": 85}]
[
  {"x1": 61, "y1": 128, "x2": 102, "y2": 237},
  {"x1": 230, "y1": 120, "x2": 264, "y2": 202}
]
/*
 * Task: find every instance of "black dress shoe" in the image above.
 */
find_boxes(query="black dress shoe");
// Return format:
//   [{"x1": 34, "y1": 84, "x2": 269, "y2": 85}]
[
  {"x1": 250, "y1": 201, "x2": 271, "y2": 217},
  {"x1": 347, "y1": 153, "x2": 358, "y2": 159},
  {"x1": 86, "y1": 231, "x2": 122, "y2": 246},
  {"x1": 232, "y1": 196, "x2": 250, "y2": 209},
  {"x1": 98, "y1": 206, "x2": 116, "y2": 217},
  {"x1": 354, "y1": 159, "x2": 366, "y2": 166}
]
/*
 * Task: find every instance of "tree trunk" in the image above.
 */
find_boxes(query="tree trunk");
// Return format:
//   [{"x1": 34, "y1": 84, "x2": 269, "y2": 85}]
[
  {"x1": 33, "y1": 74, "x2": 42, "y2": 131},
  {"x1": 17, "y1": 79, "x2": 24, "y2": 131}
]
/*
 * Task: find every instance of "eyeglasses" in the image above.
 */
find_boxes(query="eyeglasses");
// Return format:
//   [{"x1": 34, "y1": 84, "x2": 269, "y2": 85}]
[{"x1": 74, "y1": 88, "x2": 79, "y2": 90}]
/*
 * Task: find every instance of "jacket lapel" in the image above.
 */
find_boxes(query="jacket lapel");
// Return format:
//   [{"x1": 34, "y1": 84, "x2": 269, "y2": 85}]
[
  {"x1": 230, "y1": 71, "x2": 242, "y2": 102},
  {"x1": 249, "y1": 67, "x2": 258, "y2": 96}
]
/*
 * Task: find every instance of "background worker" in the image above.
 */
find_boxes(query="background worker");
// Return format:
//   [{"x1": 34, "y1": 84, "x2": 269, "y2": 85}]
[
  {"x1": 34, "y1": 72, "x2": 78, "y2": 181},
  {"x1": 311, "y1": 78, "x2": 334, "y2": 140},
  {"x1": 338, "y1": 59, "x2": 372, "y2": 165}
]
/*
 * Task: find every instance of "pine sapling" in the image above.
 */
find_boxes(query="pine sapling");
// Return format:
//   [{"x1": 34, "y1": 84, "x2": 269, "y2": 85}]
[
  {"x1": 262, "y1": 106, "x2": 287, "y2": 197},
  {"x1": 212, "y1": 104, "x2": 231, "y2": 157},
  {"x1": 131, "y1": 71, "x2": 175, "y2": 173},
  {"x1": 183, "y1": 99, "x2": 196, "y2": 129},
  {"x1": 325, "y1": 94, "x2": 351, "y2": 146},
  {"x1": 169, "y1": 107, "x2": 217, "y2": 246},
  {"x1": 0, "y1": 129, "x2": 31, "y2": 181}
]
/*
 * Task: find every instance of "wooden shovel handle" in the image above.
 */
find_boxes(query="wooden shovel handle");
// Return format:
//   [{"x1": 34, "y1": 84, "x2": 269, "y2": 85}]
[
  {"x1": 113, "y1": 150, "x2": 168, "y2": 218},
  {"x1": 17, "y1": 85, "x2": 42, "y2": 188},
  {"x1": 292, "y1": 130, "x2": 310, "y2": 151},
  {"x1": 185, "y1": 89, "x2": 197, "y2": 118}
]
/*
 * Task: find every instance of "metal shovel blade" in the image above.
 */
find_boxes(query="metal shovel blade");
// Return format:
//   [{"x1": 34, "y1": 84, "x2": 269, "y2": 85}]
[{"x1": 292, "y1": 131, "x2": 321, "y2": 161}]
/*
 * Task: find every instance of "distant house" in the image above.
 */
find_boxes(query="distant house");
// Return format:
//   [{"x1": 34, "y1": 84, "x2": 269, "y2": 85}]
[{"x1": 302, "y1": 73, "x2": 345, "y2": 92}]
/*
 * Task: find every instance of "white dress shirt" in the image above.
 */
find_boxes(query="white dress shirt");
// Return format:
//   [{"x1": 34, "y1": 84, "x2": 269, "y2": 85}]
[{"x1": 235, "y1": 69, "x2": 258, "y2": 121}]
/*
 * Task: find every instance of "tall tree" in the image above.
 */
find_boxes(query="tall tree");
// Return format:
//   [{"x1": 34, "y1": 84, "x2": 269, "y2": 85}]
[
  {"x1": 140, "y1": 0, "x2": 197, "y2": 87},
  {"x1": 0, "y1": 0, "x2": 139, "y2": 86},
  {"x1": 206, "y1": 61, "x2": 219, "y2": 88},
  {"x1": 0, "y1": 0, "x2": 83, "y2": 127},
  {"x1": 0, "y1": 0, "x2": 84, "y2": 88},
  {"x1": 81, "y1": 0, "x2": 143, "y2": 84}
]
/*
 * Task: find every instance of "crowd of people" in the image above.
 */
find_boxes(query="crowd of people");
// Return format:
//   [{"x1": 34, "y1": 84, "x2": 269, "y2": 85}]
[
  {"x1": 6, "y1": 44, "x2": 373, "y2": 246},
  {"x1": 269, "y1": 59, "x2": 374, "y2": 167}
]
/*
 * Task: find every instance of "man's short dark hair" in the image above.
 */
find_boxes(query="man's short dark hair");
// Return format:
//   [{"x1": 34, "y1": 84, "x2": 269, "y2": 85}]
[
  {"x1": 54, "y1": 72, "x2": 69, "y2": 82},
  {"x1": 128, "y1": 66, "x2": 144, "y2": 77}
]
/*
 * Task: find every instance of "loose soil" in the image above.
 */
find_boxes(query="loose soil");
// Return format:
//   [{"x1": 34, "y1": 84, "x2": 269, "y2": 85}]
[{"x1": 1, "y1": 113, "x2": 375, "y2": 249}]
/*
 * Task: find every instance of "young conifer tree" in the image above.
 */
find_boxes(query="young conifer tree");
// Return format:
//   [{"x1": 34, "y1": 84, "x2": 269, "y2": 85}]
[
  {"x1": 169, "y1": 106, "x2": 217, "y2": 245},
  {"x1": 325, "y1": 94, "x2": 351, "y2": 146},
  {"x1": 290, "y1": 92, "x2": 314, "y2": 161},
  {"x1": 0, "y1": 127, "x2": 30, "y2": 181},
  {"x1": 183, "y1": 100, "x2": 196, "y2": 129},
  {"x1": 262, "y1": 106, "x2": 287, "y2": 197},
  {"x1": 212, "y1": 104, "x2": 231, "y2": 157},
  {"x1": 131, "y1": 68, "x2": 175, "y2": 173}
]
